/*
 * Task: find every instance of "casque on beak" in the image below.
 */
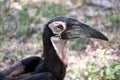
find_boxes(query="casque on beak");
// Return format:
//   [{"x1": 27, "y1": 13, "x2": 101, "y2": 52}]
[{"x1": 61, "y1": 21, "x2": 108, "y2": 41}]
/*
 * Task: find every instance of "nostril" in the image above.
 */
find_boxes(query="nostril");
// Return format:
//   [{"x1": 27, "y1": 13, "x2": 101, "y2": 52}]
[{"x1": 60, "y1": 33, "x2": 68, "y2": 39}]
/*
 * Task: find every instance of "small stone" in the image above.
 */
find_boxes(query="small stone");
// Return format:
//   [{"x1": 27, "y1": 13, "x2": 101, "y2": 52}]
[
  {"x1": 84, "y1": 8, "x2": 96, "y2": 18},
  {"x1": 86, "y1": 0, "x2": 113, "y2": 9}
]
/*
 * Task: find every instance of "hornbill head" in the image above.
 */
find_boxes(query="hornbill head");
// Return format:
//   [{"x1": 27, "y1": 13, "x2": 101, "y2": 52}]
[{"x1": 43, "y1": 17, "x2": 108, "y2": 64}]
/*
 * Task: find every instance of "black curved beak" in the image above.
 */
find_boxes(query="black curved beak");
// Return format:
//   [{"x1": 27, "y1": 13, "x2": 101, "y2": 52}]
[{"x1": 61, "y1": 21, "x2": 108, "y2": 41}]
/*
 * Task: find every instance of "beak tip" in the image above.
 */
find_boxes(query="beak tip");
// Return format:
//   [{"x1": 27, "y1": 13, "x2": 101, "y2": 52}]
[
  {"x1": 103, "y1": 37, "x2": 109, "y2": 41},
  {"x1": 90, "y1": 30, "x2": 108, "y2": 41},
  {"x1": 93, "y1": 34, "x2": 108, "y2": 41}
]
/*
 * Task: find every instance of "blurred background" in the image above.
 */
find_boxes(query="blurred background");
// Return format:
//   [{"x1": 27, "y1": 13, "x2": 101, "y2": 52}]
[{"x1": 0, "y1": 0, "x2": 120, "y2": 80}]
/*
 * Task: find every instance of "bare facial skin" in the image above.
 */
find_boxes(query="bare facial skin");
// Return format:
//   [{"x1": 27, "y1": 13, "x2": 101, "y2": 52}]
[
  {"x1": 51, "y1": 37, "x2": 69, "y2": 65},
  {"x1": 49, "y1": 21, "x2": 69, "y2": 64}
]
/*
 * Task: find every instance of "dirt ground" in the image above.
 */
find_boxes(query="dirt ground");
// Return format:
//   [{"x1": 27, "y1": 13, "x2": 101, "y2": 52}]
[{"x1": 0, "y1": 0, "x2": 120, "y2": 80}]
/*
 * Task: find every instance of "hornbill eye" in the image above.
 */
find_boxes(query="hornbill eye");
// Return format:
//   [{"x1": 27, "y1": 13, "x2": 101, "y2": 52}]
[
  {"x1": 54, "y1": 25, "x2": 63, "y2": 32},
  {"x1": 48, "y1": 21, "x2": 66, "y2": 36}
]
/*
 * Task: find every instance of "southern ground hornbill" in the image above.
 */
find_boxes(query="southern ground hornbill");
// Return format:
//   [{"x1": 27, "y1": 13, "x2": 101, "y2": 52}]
[{"x1": 0, "y1": 17, "x2": 108, "y2": 80}]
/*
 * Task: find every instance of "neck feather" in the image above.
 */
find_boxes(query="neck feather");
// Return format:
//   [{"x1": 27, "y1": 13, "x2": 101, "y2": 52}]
[{"x1": 42, "y1": 36, "x2": 69, "y2": 65}]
